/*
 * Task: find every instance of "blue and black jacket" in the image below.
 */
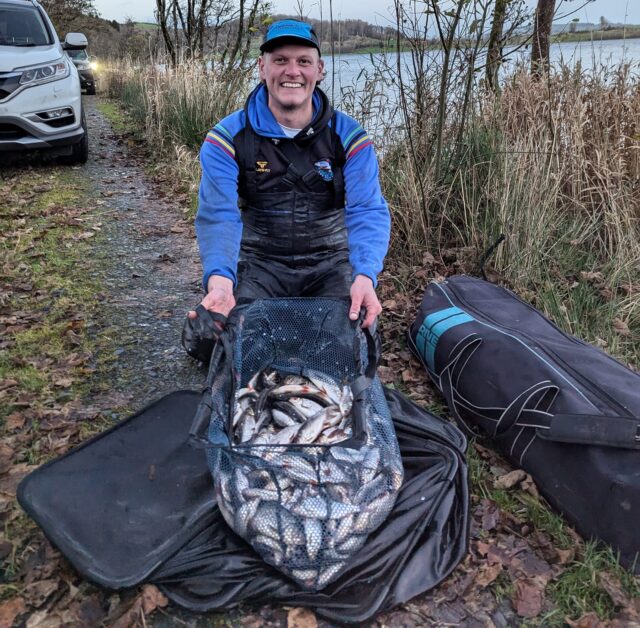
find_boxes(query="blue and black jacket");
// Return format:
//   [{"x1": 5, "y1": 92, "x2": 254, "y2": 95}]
[{"x1": 195, "y1": 84, "x2": 390, "y2": 290}]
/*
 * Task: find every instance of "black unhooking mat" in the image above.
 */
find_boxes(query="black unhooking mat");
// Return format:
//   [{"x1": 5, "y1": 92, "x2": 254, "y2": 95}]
[
  {"x1": 408, "y1": 274, "x2": 640, "y2": 572},
  {"x1": 17, "y1": 387, "x2": 468, "y2": 623}
]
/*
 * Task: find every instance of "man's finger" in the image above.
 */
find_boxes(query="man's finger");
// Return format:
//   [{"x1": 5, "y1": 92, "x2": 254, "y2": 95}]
[
  {"x1": 187, "y1": 309, "x2": 197, "y2": 320},
  {"x1": 349, "y1": 294, "x2": 362, "y2": 320},
  {"x1": 362, "y1": 308, "x2": 377, "y2": 328}
]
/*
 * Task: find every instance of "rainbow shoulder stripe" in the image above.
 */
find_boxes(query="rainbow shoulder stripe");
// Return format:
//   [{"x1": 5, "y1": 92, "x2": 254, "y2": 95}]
[
  {"x1": 343, "y1": 125, "x2": 373, "y2": 160},
  {"x1": 204, "y1": 123, "x2": 236, "y2": 160}
]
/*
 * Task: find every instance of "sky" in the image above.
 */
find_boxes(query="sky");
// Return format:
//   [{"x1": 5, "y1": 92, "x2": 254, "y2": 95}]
[{"x1": 92, "y1": 0, "x2": 640, "y2": 28}]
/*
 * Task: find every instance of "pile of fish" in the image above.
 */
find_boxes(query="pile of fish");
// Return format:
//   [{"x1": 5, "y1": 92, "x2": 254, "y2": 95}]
[
  {"x1": 213, "y1": 367, "x2": 404, "y2": 590},
  {"x1": 230, "y1": 369, "x2": 355, "y2": 446}
]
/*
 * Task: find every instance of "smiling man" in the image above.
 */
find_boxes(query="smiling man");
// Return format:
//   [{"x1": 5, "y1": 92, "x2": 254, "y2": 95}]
[{"x1": 191, "y1": 19, "x2": 390, "y2": 336}]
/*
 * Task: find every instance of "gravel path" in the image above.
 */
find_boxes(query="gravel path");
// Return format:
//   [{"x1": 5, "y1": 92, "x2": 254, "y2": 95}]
[{"x1": 83, "y1": 99, "x2": 206, "y2": 411}]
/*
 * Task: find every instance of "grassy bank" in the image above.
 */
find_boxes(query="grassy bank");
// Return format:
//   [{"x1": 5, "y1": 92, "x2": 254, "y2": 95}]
[{"x1": 0, "y1": 167, "x2": 120, "y2": 596}]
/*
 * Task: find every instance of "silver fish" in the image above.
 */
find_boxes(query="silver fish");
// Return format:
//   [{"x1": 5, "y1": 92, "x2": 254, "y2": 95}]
[
  {"x1": 291, "y1": 569, "x2": 317, "y2": 587},
  {"x1": 271, "y1": 401, "x2": 307, "y2": 427},
  {"x1": 288, "y1": 396, "x2": 325, "y2": 418},
  {"x1": 234, "y1": 499, "x2": 259, "y2": 537},
  {"x1": 317, "y1": 562, "x2": 345, "y2": 588},
  {"x1": 294, "y1": 414, "x2": 325, "y2": 444},
  {"x1": 304, "y1": 517, "x2": 323, "y2": 561},
  {"x1": 281, "y1": 459, "x2": 318, "y2": 484},
  {"x1": 306, "y1": 374, "x2": 343, "y2": 406},
  {"x1": 339, "y1": 384, "x2": 353, "y2": 415},
  {"x1": 243, "y1": 487, "x2": 280, "y2": 501},
  {"x1": 354, "y1": 473, "x2": 386, "y2": 504},
  {"x1": 238, "y1": 408, "x2": 256, "y2": 443},
  {"x1": 335, "y1": 514, "x2": 354, "y2": 543},
  {"x1": 318, "y1": 460, "x2": 351, "y2": 484},
  {"x1": 270, "y1": 424, "x2": 301, "y2": 445}
]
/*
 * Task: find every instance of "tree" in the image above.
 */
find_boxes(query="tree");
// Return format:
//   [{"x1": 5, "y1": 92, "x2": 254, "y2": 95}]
[
  {"x1": 155, "y1": 0, "x2": 265, "y2": 65},
  {"x1": 39, "y1": 0, "x2": 97, "y2": 35},
  {"x1": 485, "y1": 0, "x2": 510, "y2": 93},
  {"x1": 531, "y1": 0, "x2": 555, "y2": 77}
]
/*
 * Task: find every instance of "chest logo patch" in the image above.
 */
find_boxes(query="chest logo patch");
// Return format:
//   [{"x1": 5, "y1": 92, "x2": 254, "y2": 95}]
[
  {"x1": 256, "y1": 160, "x2": 270, "y2": 173},
  {"x1": 314, "y1": 159, "x2": 333, "y2": 181}
]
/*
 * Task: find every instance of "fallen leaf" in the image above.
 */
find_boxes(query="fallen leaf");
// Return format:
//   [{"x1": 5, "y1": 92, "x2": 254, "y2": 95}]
[
  {"x1": 478, "y1": 499, "x2": 500, "y2": 531},
  {"x1": 53, "y1": 377, "x2": 74, "y2": 388},
  {"x1": 521, "y1": 474, "x2": 540, "y2": 498},
  {"x1": 377, "y1": 366, "x2": 395, "y2": 384},
  {"x1": 0, "y1": 443, "x2": 14, "y2": 474},
  {"x1": 512, "y1": 579, "x2": 544, "y2": 618},
  {"x1": 0, "y1": 378, "x2": 18, "y2": 391},
  {"x1": 0, "y1": 597, "x2": 26, "y2": 627},
  {"x1": 580, "y1": 271, "x2": 604, "y2": 283},
  {"x1": 475, "y1": 562, "x2": 503, "y2": 587},
  {"x1": 156, "y1": 310, "x2": 173, "y2": 319},
  {"x1": 23, "y1": 579, "x2": 59, "y2": 608},
  {"x1": 566, "y1": 611, "x2": 603, "y2": 627},
  {"x1": 287, "y1": 607, "x2": 317, "y2": 628},
  {"x1": 26, "y1": 610, "x2": 62, "y2": 628},
  {"x1": 0, "y1": 539, "x2": 12, "y2": 559},
  {"x1": 598, "y1": 571, "x2": 629, "y2": 607},
  {"x1": 5, "y1": 412, "x2": 25, "y2": 430},
  {"x1": 140, "y1": 584, "x2": 168, "y2": 615},
  {"x1": 612, "y1": 318, "x2": 631, "y2": 337},
  {"x1": 599, "y1": 287, "x2": 614, "y2": 301},
  {"x1": 494, "y1": 469, "x2": 527, "y2": 490},
  {"x1": 555, "y1": 547, "x2": 576, "y2": 565}
]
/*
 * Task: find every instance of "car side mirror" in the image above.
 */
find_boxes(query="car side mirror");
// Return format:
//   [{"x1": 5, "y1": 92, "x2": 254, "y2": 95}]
[{"x1": 63, "y1": 33, "x2": 88, "y2": 49}]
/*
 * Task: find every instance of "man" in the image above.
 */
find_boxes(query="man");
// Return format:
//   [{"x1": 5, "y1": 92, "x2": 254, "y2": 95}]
[{"x1": 190, "y1": 19, "x2": 390, "y2": 330}]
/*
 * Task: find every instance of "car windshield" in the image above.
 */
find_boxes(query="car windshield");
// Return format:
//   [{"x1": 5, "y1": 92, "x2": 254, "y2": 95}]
[
  {"x1": 67, "y1": 49, "x2": 87, "y2": 60},
  {"x1": 0, "y1": 4, "x2": 52, "y2": 46}
]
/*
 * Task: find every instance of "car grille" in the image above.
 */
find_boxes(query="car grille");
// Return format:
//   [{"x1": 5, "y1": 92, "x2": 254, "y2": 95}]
[
  {"x1": 0, "y1": 123, "x2": 29, "y2": 141},
  {"x1": 0, "y1": 73, "x2": 21, "y2": 101}
]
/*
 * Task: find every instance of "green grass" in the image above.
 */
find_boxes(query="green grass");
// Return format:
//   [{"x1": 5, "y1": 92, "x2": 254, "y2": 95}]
[{"x1": 97, "y1": 100, "x2": 135, "y2": 135}]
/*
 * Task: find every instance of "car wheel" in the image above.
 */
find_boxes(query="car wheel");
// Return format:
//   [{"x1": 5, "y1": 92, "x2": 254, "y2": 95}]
[{"x1": 60, "y1": 109, "x2": 89, "y2": 165}]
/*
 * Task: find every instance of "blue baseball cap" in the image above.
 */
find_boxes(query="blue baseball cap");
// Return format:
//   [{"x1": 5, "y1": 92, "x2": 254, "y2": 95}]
[{"x1": 260, "y1": 19, "x2": 321, "y2": 55}]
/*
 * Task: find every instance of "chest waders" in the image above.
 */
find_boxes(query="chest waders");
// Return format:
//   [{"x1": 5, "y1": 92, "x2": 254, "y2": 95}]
[{"x1": 234, "y1": 92, "x2": 352, "y2": 302}]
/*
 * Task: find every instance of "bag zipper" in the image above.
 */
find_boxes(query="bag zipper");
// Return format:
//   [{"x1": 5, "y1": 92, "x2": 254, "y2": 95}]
[{"x1": 444, "y1": 280, "x2": 634, "y2": 418}]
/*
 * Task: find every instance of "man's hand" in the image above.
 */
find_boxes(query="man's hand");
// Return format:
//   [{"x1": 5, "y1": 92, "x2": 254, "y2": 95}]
[
  {"x1": 188, "y1": 275, "x2": 236, "y2": 320},
  {"x1": 349, "y1": 275, "x2": 381, "y2": 328}
]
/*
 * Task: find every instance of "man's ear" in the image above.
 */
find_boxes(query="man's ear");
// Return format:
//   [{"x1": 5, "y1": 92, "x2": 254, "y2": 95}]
[
  {"x1": 317, "y1": 58, "x2": 326, "y2": 83},
  {"x1": 257, "y1": 55, "x2": 266, "y2": 81}
]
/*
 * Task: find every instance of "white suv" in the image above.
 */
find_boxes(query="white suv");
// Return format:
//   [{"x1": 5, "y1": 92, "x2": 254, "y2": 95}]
[{"x1": 0, "y1": 0, "x2": 88, "y2": 163}]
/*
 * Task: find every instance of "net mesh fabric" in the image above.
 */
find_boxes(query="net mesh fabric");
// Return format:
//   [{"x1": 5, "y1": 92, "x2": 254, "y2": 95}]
[{"x1": 206, "y1": 298, "x2": 403, "y2": 590}]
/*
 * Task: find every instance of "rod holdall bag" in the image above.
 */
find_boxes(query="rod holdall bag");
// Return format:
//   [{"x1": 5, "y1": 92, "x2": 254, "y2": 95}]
[
  {"x1": 191, "y1": 297, "x2": 404, "y2": 591},
  {"x1": 408, "y1": 274, "x2": 640, "y2": 571},
  {"x1": 181, "y1": 305, "x2": 227, "y2": 363}
]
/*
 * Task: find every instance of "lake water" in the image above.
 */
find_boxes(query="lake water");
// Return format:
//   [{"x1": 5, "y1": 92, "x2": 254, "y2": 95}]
[{"x1": 321, "y1": 37, "x2": 640, "y2": 106}]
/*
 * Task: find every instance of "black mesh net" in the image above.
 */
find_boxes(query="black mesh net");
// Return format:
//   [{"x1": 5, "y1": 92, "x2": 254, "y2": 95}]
[{"x1": 206, "y1": 298, "x2": 403, "y2": 590}]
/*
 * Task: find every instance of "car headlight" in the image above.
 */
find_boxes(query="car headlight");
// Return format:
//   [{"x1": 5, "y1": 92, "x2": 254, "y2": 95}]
[
  {"x1": 19, "y1": 58, "x2": 69, "y2": 86},
  {"x1": 90, "y1": 62, "x2": 98, "y2": 71}
]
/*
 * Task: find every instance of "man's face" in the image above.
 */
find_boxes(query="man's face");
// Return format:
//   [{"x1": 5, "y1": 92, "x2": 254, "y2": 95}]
[{"x1": 258, "y1": 44, "x2": 325, "y2": 114}]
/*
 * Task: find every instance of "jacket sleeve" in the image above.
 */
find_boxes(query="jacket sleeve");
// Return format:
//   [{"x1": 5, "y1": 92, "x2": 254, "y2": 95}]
[
  {"x1": 195, "y1": 120, "x2": 243, "y2": 289},
  {"x1": 335, "y1": 114, "x2": 390, "y2": 288}
]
